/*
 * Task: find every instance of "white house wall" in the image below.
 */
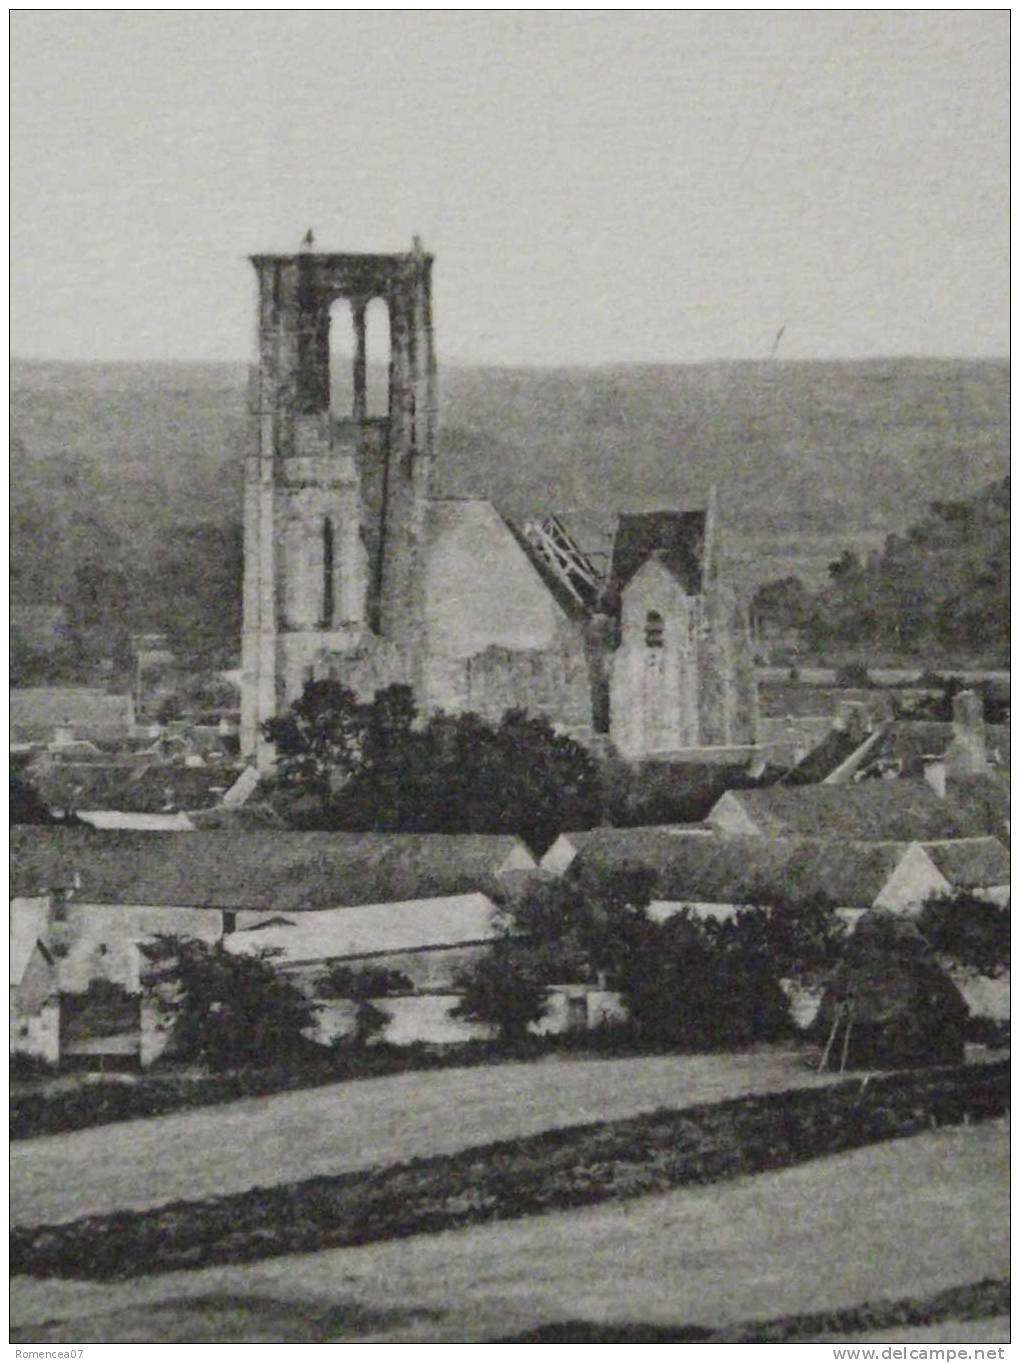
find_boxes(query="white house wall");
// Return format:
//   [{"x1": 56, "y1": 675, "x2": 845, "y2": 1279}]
[{"x1": 872, "y1": 845, "x2": 951, "y2": 914}]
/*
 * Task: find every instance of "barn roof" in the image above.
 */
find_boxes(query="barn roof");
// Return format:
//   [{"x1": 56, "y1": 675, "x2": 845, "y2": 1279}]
[
  {"x1": 553, "y1": 824, "x2": 710, "y2": 870},
  {"x1": 573, "y1": 833, "x2": 916, "y2": 909},
  {"x1": 9, "y1": 827, "x2": 535, "y2": 911},
  {"x1": 227, "y1": 892, "x2": 500, "y2": 965},
  {"x1": 608, "y1": 511, "x2": 707, "y2": 597},
  {"x1": 920, "y1": 837, "x2": 1011, "y2": 890},
  {"x1": 709, "y1": 779, "x2": 983, "y2": 842}
]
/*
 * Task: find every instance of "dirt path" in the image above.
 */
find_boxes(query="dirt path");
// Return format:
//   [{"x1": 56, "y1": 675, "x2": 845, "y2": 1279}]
[
  {"x1": 11, "y1": 1121, "x2": 1008, "y2": 1344},
  {"x1": 12, "y1": 1049, "x2": 835, "y2": 1226}
]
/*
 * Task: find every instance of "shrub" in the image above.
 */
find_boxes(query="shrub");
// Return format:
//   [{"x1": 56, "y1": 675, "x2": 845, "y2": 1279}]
[
  {"x1": 917, "y1": 892, "x2": 1010, "y2": 976},
  {"x1": 450, "y1": 941, "x2": 551, "y2": 1041},
  {"x1": 143, "y1": 935, "x2": 319, "y2": 1070}
]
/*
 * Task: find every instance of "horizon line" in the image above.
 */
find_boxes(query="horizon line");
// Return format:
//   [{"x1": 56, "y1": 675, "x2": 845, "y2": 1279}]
[{"x1": 10, "y1": 351, "x2": 1011, "y2": 370}]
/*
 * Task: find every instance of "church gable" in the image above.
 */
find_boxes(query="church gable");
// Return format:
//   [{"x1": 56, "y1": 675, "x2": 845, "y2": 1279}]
[{"x1": 423, "y1": 499, "x2": 573, "y2": 660}]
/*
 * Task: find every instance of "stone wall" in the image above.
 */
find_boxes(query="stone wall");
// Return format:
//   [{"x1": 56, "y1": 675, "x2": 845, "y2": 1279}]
[{"x1": 610, "y1": 558, "x2": 701, "y2": 758}]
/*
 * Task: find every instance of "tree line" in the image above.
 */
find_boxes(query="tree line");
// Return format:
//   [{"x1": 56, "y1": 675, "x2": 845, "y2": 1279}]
[{"x1": 753, "y1": 476, "x2": 1009, "y2": 662}]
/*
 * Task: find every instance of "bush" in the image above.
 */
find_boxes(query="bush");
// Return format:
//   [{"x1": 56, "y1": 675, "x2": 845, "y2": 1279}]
[
  {"x1": 265, "y1": 683, "x2": 603, "y2": 852},
  {"x1": 450, "y1": 941, "x2": 551, "y2": 1041},
  {"x1": 144, "y1": 935, "x2": 319, "y2": 1069},
  {"x1": 834, "y1": 661, "x2": 872, "y2": 688},
  {"x1": 918, "y1": 892, "x2": 1010, "y2": 976}
]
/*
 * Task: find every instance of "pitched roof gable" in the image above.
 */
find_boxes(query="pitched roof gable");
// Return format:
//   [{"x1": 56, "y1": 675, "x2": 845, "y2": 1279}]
[{"x1": 10, "y1": 898, "x2": 53, "y2": 986}]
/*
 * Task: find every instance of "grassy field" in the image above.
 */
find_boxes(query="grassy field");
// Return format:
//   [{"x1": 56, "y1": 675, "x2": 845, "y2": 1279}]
[
  {"x1": 11, "y1": 1048, "x2": 836, "y2": 1227},
  {"x1": 11, "y1": 1120, "x2": 1008, "y2": 1344}
]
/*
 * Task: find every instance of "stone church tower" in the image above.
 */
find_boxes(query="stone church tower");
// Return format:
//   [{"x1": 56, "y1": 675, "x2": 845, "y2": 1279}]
[
  {"x1": 241, "y1": 238, "x2": 756, "y2": 770},
  {"x1": 241, "y1": 242, "x2": 436, "y2": 765}
]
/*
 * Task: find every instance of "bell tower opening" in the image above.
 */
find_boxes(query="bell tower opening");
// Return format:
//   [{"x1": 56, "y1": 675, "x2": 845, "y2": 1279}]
[
  {"x1": 364, "y1": 297, "x2": 391, "y2": 417},
  {"x1": 322, "y1": 517, "x2": 335, "y2": 626}
]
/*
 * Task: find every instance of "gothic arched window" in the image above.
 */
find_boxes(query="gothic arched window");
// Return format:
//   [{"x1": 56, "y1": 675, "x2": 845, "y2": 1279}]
[
  {"x1": 645, "y1": 610, "x2": 664, "y2": 648},
  {"x1": 322, "y1": 517, "x2": 335, "y2": 626}
]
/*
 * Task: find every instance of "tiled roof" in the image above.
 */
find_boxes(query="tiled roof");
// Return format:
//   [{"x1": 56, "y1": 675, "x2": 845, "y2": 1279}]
[
  {"x1": 30, "y1": 762, "x2": 231, "y2": 814},
  {"x1": 921, "y1": 837, "x2": 1011, "y2": 890},
  {"x1": 556, "y1": 825, "x2": 711, "y2": 870},
  {"x1": 608, "y1": 511, "x2": 707, "y2": 598},
  {"x1": 780, "y1": 727, "x2": 871, "y2": 785},
  {"x1": 10, "y1": 827, "x2": 536, "y2": 911},
  {"x1": 11, "y1": 688, "x2": 134, "y2": 741},
  {"x1": 857, "y1": 722, "x2": 956, "y2": 777},
  {"x1": 573, "y1": 832, "x2": 914, "y2": 908},
  {"x1": 946, "y1": 773, "x2": 1010, "y2": 840},
  {"x1": 709, "y1": 779, "x2": 984, "y2": 841},
  {"x1": 227, "y1": 892, "x2": 500, "y2": 965}
]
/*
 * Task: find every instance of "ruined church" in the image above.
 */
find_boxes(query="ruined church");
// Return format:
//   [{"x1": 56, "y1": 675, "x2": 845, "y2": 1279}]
[{"x1": 240, "y1": 241, "x2": 757, "y2": 769}]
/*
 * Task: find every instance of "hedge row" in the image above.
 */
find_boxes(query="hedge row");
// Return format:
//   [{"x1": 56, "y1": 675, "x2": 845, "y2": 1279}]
[
  {"x1": 10, "y1": 1037, "x2": 570, "y2": 1141},
  {"x1": 501, "y1": 1276, "x2": 1010, "y2": 1343},
  {"x1": 12, "y1": 1060, "x2": 1007, "y2": 1282}
]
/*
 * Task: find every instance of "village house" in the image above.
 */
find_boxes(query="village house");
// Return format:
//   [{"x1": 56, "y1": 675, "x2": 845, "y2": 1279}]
[
  {"x1": 705, "y1": 778, "x2": 990, "y2": 842},
  {"x1": 10, "y1": 826, "x2": 542, "y2": 1065}
]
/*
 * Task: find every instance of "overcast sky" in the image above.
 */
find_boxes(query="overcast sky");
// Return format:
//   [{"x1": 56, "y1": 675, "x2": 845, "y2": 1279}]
[{"x1": 11, "y1": 11, "x2": 1008, "y2": 365}]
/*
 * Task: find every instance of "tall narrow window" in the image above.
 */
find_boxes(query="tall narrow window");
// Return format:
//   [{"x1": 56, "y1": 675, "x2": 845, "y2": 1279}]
[
  {"x1": 645, "y1": 610, "x2": 664, "y2": 648},
  {"x1": 322, "y1": 517, "x2": 335, "y2": 626},
  {"x1": 364, "y1": 298, "x2": 391, "y2": 416}
]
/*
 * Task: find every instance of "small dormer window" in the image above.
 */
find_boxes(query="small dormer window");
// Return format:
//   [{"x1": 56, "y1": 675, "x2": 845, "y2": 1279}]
[{"x1": 645, "y1": 610, "x2": 664, "y2": 648}]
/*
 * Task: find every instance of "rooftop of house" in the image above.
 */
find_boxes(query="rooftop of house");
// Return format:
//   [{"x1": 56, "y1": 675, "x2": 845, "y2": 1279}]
[
  {"x1": 920, "y1": 836, "x2": 1011, "y2": 889},
  {"x1": 227, "y1": 891, "x2": 501, "y2": 966},
  {"x1": 548, "y1": 823, "x2": 710, "y2": 864},
  {"x1": 10, "y1": 827, "x2": 536, "y2": 912},
  {"x1": 570, "y1": 832, "x2": 922, "y2": 909},
  {"x1": 779, "y1": 725, "x2": 872, "y2": 785},
  {"x1": 28, "y1": 762, "x2": 234, "y2": 815},
  {"x1": 608, "y1": 510, "x2": 707, "y2": 598},
  {"x1": 709, "y1": 778, "x2": 986, "y2": 842},
  {"x1": 945, "y1": 771, "x2": 1010, "y2": 838}
]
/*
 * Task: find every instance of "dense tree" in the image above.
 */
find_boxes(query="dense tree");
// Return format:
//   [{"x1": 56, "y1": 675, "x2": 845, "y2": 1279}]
[
  {"x1": 917, "y1": 892, "x2": 1010, "y2": 977},
  {"x1": 800, "y1": 477, "x2": 1009, "y2": 661},
  {"x1": 449, "y1": 941, "x2": 551, "y2": 1042},
  {"x1": 751, "y1": 575, "x2": 813, "y2": 634},
  {"x1": 264, "y1": 682, "x2": 603, "y2": 852},
  {"x1": 144, "y1": 935, "x2": 319, "y2": 1070},
  {"x1": 10, "y1": 773, "x2": 64, "y2": 826}
]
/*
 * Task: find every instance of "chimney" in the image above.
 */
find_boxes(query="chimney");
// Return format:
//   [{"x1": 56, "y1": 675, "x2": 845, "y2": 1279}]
[
  {"x1": 947, "y1": 689, "x2": 987, "y2": 777},
  {"x1": 834, "y1": 700, "x2": 870, "y2": 744}
]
